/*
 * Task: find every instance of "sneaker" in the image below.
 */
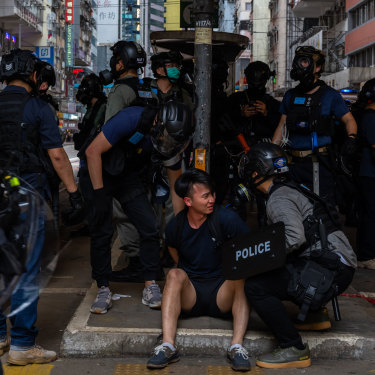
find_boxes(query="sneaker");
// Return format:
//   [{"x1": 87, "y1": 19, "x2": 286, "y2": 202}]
[
  {"x1": 227, "y1": 345, "x2": 251, "y2": 371},
  {"x1": 142, "y1": 283, "x2": 162, "y2": 309},
  {"x1": 294, "y1": 307, "x2": 331, "y2": 331},
  {"x1": 256, "y1": 344, "x2": 311, "y2": 369},
  {"x1": 0, "y1": 337, "x2": 10, "y2": 356},
  {"x1": 147, "y1": 344, "x2": 179, "y2": 369},
  {"x1": 357, "y1": 258, "x2": 375, "y2": 270},
  {"x1": 90, "y1": 286, "x2": 112, "y2": 314},
  {"x1": 8, "y1": 345, "x2": 57, "y2": 365}
]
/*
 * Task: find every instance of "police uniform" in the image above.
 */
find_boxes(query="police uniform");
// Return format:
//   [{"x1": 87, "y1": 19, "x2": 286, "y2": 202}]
[
  {"x1": 357, "y1": 108, "x2": 375, "y2": 263},
  {"x1": 244, "y1": 181, "x2": 356, "y2": 350},
  {"x1": 281, "y1": 83, "x2": 349, "y2": 202},
  {"x1": 90, "y1": 106, "x2": 160, "y2": 287},
  {"x1": 0, "y1": 85, "x2": 63, "y2": 349}
]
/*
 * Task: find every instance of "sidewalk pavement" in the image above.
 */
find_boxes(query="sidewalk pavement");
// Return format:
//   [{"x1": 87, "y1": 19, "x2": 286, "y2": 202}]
[{"x1": 58, "y1": 236, "x2": 375, "y2": 360}]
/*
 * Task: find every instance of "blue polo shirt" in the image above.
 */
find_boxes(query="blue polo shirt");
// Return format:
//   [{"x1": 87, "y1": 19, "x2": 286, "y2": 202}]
[{"x1": 280, "y1": 85, "x2": 349, "y2": 150}]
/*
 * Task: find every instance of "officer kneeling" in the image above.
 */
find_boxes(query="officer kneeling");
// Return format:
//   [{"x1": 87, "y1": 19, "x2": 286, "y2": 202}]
[{"x1": 239, "y1": 143, "x2": 357, "y2": 369}]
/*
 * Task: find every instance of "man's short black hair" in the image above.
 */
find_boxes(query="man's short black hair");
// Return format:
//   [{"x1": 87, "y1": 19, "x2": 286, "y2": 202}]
[{"x1": 175, "y1": 169, "x2": 215, "y2": 199}]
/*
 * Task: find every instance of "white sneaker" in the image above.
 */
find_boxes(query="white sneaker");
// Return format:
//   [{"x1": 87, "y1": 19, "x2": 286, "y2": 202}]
[{"x1": 8, "y1": 345, "x2": 57, "y2": 365}]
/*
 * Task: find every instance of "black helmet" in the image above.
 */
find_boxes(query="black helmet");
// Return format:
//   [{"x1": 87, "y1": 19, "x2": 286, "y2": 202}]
[
  {"x1": 290, "y1": 46, "x2": 325, "y2": 82},
  {"x1": 150, "y1": 51, "x2": 183, "y2": 77},
  {"x1": 76, "y1": 73, "x2": 103, "y2": 105},
  {"x1": 151, "y1": 100, "x2": 194, "y2": 158},
  {"x1": 358, "y1": 78, "x2": 375, "y2": 103},
  {"x1": 35, "y1": 61, "x2": 56, "y2": 90},
  {"x1": 238, "y1": 143, "x2": 289, "y2": 187},
  {"x1": 212, "y1": 59, "x2": 229, "y2": 88},
  {"x1": 110, "y1": 41, "x2": 146, "y2": 71},
  {"x1": 0, "y1": 49, "x2": 39, "y2": 84},
  {"x1": 244, "y1": 61, "x2": 271, "y2": 90}
]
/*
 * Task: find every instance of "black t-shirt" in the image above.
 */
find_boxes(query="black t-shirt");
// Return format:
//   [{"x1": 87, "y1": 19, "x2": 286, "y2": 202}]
[{"x1": 165, "y1": 207, "x2": 250, "y2": 279}]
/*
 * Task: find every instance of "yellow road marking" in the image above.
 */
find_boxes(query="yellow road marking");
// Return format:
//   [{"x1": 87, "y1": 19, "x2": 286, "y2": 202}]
[
  {"x1": 207, "y1": 365, "x2": 264, "y2": 374},
  {"x1": 113, "y1": 364, "x2": 169, "y2": 374},
  {"x1": 3, "y1": 364, "x2": 54, "y2": 375},
  {"x1": 368, "y1": 370, "x2": 375, "y2": 373}
]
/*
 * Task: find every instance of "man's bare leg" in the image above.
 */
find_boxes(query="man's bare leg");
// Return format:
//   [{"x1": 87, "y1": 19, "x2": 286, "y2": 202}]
[
  {"x1": 161, "y1": 268, "x2": 196, "y2": 346},
  {"x1": 217, "y1": 280, "x2": 250, "y2": 345}
]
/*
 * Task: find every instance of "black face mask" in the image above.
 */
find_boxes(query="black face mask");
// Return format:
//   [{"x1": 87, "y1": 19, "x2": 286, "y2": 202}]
[{"x1": 290, "y1": 55, "x2": 316, "y2": 92}]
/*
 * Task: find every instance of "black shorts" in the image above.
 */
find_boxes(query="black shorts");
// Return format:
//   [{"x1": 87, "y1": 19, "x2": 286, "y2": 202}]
[{"x1": 182, "y1": 277, "x2": 232, "y2": 319}]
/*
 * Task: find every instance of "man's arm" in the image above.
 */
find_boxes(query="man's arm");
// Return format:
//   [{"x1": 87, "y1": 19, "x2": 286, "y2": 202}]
[
  {"x1": 47, "y1": 148, "x2": 77, "y2": 193},
  {"x1": 168, "y1": 246, "x2": 179, "y2": 264},
  {"x1": 341, "y1": 112, "x2": 357, "y2": 136},
  {"x1": 85, "y1": 132, "x2": 112, "y2": 189},
  {"x1": 272, "y1": 114, "x2": 287, "y2": 145},
  {"x1": 166, "y1": 168, "x2": 184, "y2": 215}
]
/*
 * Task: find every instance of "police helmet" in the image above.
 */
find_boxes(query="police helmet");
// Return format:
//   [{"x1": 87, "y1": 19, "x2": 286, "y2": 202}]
[
  {"x1": 0, "y1": 49, "x2": 39, "y2": 84},
  {"x1": 35, "y1": 61, "x2": 56, "y2": 89},
  {"x1": 358, "y1": 78, "x2": 375, "y2": 103},
  {"x1": 212, "y1": 59, "x2": 229, "y2": 87},
  {"x1": 152, "y1": 100, "x2": 194, "y2": 158},
  {"x1": 76, "y1": 73, "x2": 103, "y2": 105},
  {"x1": 244, "y1": 61, "x2": 271, "y2": 89},
  {"x1": 150, "y1": 51, "x2": 183, "y2": 76},
  {"x1": 238, "y1": 143, "x2": 289, "y2": 187},
  {"x1": 110, "y1": 41, "x2": 146, "y2": 71},
  {"x1": 290, "y1": 46, "x2": 325, "y2": 82}
]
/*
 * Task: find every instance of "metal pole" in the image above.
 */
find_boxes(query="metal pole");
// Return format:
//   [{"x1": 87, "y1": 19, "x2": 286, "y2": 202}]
[
  {"x1": 18, "y1": 23, "x2": 21, "y2": 48},
  {"x1": 193, "y1": 0, "x2": 214, "y2": 172}
]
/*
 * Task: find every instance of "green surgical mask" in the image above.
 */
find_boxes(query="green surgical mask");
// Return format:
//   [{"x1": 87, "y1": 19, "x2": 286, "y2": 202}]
[{"x1": 166, "y1": 67, "x2": 181, "y2": 82}]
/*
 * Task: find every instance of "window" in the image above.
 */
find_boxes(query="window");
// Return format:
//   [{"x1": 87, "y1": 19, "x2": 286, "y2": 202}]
[{"x1": 245, "y1": 2, "x2": 252, "y2": 12}]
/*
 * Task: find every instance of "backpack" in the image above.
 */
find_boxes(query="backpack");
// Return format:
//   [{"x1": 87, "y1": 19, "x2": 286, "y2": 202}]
[{"x1": 170, "y1": 205, "x2": 223, "y2": 251}]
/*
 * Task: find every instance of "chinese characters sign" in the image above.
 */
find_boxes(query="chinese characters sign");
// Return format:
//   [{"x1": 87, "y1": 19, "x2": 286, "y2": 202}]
[
  {"x1": 65, "y1": 24, "x2": 73, "y2": 67},
  {"x1": 65, "y1": 0, "x2": 73, "y2": 24},
  {"x1": 96, "y1": 0, "x2": 119, "y2": 45}
]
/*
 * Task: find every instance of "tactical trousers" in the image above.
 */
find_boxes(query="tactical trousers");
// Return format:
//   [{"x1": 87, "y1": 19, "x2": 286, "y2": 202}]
[
  {"x1": 83, "y1": 167, "x2": 160, "y2": 287},
  {"x1": 244, "y1": 261, "x2": 354, "y2": 348},
  {"x1": 357, "y1": 176, "x2": 375, "y2": 261},
  {"x1": 289, "y1": 154, "x2": 336, "y2": 204}
]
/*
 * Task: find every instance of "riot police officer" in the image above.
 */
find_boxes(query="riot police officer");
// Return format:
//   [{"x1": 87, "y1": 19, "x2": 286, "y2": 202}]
[
  {"x1": 239, "y1": 143, "x2": 356, "y2": 369},
  {"x1": 356, "y1": 79, "x2": 375, "y2": 270},
  {"x1": 101, "y1": 40, "x2": 147, "y2": 121},
  {"x1": 227, "y1": 61, "x2": 280, "y2": 148},
  {"x1": 85, "y1": 100, "x2": 193, "y2": 314},
  {"x1": 0, "y1": 49, "x2": 82, "y2": 365},
  {"x1": 272, "y1": 46, "x2": 358, "y2": 203},
  {"x1": 73, "y1": 73, "x2": 107, "y2": 230}
]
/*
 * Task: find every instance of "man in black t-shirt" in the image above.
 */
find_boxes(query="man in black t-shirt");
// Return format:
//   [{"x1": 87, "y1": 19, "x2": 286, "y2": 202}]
[{"x1": 146, "y1": 169, "x2": 251, "y2": 372}]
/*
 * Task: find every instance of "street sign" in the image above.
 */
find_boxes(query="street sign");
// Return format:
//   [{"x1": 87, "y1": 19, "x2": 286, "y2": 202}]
[
  {"x1": 36, "y1": 46, "x2": 54, "y2": 66},
  {"x1": 180, "y1": 0, "x2": 219, "y2": 28}
]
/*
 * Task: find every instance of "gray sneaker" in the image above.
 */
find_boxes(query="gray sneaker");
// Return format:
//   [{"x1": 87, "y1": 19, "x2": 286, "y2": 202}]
[
  {"x1": 142, "y1": 283, "x2": 162, "y2": 309},
  {"x1": 256, "y1": 344, "x2": 311, "y2": 369},
  {"x1": 90, "y1": 286, "x2": 112, "y2": 314},
  {"x1": 8, "y1": 345, "x2": 57, "y2": 365}
]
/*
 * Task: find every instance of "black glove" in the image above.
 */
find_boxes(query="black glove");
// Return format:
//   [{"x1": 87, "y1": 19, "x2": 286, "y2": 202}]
[
  {"x1": 61, "y1": 190, "x2": 86, "y2": 227},
  {"x1": 341, "y1": 135, "x2": 358, "y2": 157},
  {"x1": 92, "y1": 188, "x2": 111, "y2": 225}
]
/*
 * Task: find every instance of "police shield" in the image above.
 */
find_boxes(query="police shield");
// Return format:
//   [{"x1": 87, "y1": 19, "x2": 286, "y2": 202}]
[
  {"x1": 222, "y1": 222, "x2": 286, "y2": 280},
  {"x1": 0, "y1": 174, "x2": 60, "y2": 314}
]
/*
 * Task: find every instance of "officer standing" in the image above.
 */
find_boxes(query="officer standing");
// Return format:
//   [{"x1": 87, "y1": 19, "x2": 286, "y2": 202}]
[
  {"x1": 73, "y1": 74, "x2": 107, "y2": 231},
  {"x1": 357, "y1": 79, "x2": 375, "y2": 270},
  {"x1": 239, "y1": 143, "x2": 357, "y2": 369},
  {"x1": 272, "y1": 46, "x2": 357, "y2": 202},
  {"x1": 0, "y1": 49, "x2": 82, "y2": 365},
  {"x1": 85, "y1": 100, "x2": 193, "y2": 314}
]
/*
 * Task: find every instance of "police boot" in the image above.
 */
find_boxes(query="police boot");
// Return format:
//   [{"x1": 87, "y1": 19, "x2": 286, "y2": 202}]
[{"x1": 110, "y1": 257, "x2": 144, "y2": 283}]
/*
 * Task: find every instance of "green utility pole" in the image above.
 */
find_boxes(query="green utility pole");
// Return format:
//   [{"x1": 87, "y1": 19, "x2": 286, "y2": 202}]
[{"x1": 193, "y1": 0, "x2": 214, "y2": 173}]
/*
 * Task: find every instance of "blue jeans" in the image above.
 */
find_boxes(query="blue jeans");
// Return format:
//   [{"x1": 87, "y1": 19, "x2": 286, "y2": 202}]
[{"x1": 0, "y1": 173, "x2": 47, "y2": 348}]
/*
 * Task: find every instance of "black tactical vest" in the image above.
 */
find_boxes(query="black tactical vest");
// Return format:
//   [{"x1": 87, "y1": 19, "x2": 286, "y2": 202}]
[
  {"x1": 115, "y1": 77, "x2": 157, "y2": 107},
  {"x1": 0, "y1": 90, "x2": 43, "y2": 174},
  {"x1": 285, "y1": 84, "x2": 334, "y2": 136}
]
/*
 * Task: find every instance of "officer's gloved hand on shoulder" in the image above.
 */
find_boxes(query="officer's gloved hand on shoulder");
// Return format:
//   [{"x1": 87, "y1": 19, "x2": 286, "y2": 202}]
[{"x1": 61, "y1": 190, "x2": 86, "y2": 227}]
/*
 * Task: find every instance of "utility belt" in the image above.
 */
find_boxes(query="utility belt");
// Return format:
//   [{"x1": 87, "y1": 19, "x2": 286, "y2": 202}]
[{"x1": 290, "y1": 146, "x2": 328, "y2": 158}]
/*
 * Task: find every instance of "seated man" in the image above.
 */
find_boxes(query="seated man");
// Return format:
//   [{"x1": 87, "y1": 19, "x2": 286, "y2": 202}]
[
  {"x1": 147, "y1": 169, "x2": 251, "y2": 371},
  {"x1": 239, "y1": 143, "x2": 357, "y2": 369}
]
